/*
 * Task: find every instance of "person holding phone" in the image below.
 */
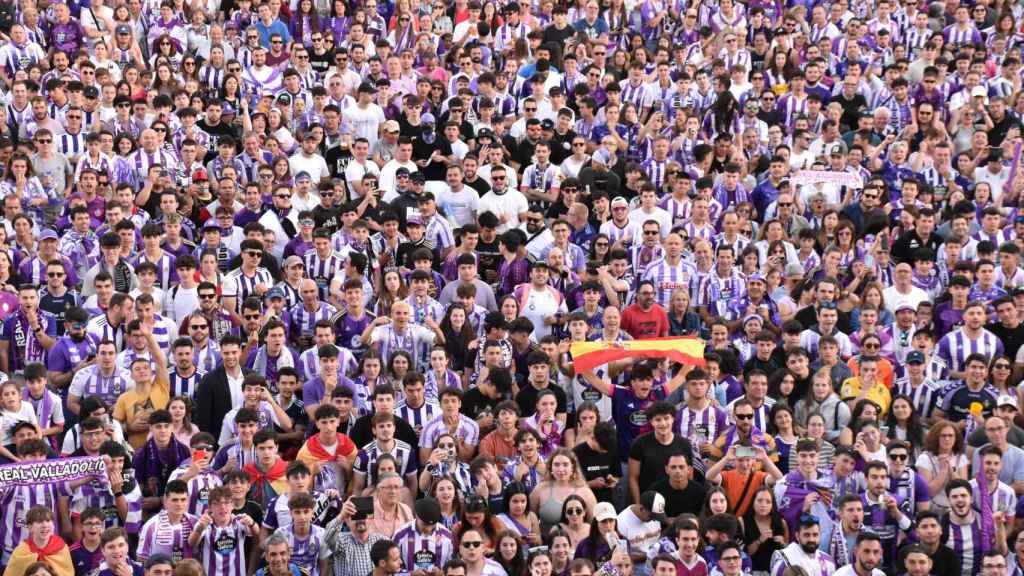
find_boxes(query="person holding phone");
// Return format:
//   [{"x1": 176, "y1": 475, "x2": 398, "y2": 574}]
[{"x1": 705, "y1": 441, "x2": 783, "y2": 517}]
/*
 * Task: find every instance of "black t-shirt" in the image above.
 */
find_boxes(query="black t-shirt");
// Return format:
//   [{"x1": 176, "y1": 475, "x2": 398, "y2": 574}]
[
  {"x1": 987, "y1": 321, "x2": 1024, "y2": 361},
  {"x1": 475, "y1": 237, "x2": 502, "y2": 285},
  {"x1": 311, "y1": 204, "x2": 343, "y2": 233},
  {"x1": 573, "y1": 441, "x2": 620, "y2": 504},
  {"x1": 197, "y1": 120, "x2": 239, "y2": 159},
  {"x1": 548, "y1": 129, "x2": 577, "y2": 165},
  {"x1": 325, "y1": 145, "x2": 354, "y2": 179},
  {"x1": 464, "y1": 176, "x2": 490, "y2": 196},
  {"x1": 462, "y1": 387, "x2": 503, "y2": 423},
  {"x1": 515, "y1": 382, "x2": 568, "y2": 418},
  {"x1": 39, "y1": 289, "x2": 80, "y2": 335},
  {"x1": 628, "y1": 432, "x2": 698, "y2": 499},
  {"x1": 349, "y1": 413, "x2": 419, "y2": 450},
  {"x1": 648, "y1": 477, "x2": 707, "y2": 518},
  {"x1": 309, "y1": 49, "x2": 333, "y2": 76}
]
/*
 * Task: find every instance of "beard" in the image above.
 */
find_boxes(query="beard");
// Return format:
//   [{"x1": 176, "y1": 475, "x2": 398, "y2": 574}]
[{"x1": 800, "y1": 542, "x2": 818, "y2": 555}]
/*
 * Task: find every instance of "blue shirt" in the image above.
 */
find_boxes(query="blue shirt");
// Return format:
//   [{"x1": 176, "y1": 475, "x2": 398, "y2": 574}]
[{"x1": 256, "y1": 19, "x2": 291, "y2": 49}]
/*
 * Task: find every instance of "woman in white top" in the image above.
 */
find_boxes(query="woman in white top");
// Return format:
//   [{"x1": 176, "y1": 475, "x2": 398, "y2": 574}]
[{"x1": 915, "y1": 419, "x2": 970, "y2": 515}]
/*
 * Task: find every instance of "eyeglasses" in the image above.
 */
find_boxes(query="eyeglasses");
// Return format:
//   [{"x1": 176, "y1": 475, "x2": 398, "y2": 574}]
[
  {"x1": 461, "y1": 541, "x2": 483, "y2": 548},
  {"x1": 260, "y1": 173, "x2": 274, "y2": 179},
  {"x1": 566, "y1": 507, "x2": 584, "y2": 515},
  {"x1": 573, "y1": 142, "x2": 586, "y2": 147},
  {"x1": 889, "y1": 453, "x2": 908, "y2": 461},
  {"x1": 184, "y1": 62, "x2": 196, "y2": 66},
  {"x1": 244, "y1": 314, "x2": 261, "y2": 320},
  {"x1": 863, "y1": 342, "x2": 880, "y2": 349},
  {"x1": 274, "y1": 194, "x2": 290, "y2": 199},
  {"x1": 47, "y1": 271, "x2": 65, "y2": 277},
  {"x1": 720, "y1": 556, "x2": 741, "y2": 562},
  {"x1": 995, "y1": 363, "x2": 1011, "y2": 369},
  {"x1": 245, "y1": 251, "x2": 263, "y2": 257},
  {"x1": 36, "y1": 138, "x2": 51, "y2": 144},
  {"x1": 190, "y1": 324, "x2": 209, "y2": 330},
  {"x1": 735, "y1": 413, "x2": 754, "y2": 420},
  {"x1": 199, "y1": 293, "x2": 217, "y2": 300},
  {"x1": 643, "y1": 230, "x2": 659, "y2": 236}
]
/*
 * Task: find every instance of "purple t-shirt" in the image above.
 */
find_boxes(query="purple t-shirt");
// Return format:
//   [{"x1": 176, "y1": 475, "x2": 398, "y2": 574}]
[
  {"x1": 333, "y1": 310, "x2": 375, "y2": 360},
  {"x1": 50, "y1": 22, "x2": 86, "y2": 56},
  {"x1": 0, "y1": 310, "x2": 57, "y2": 372}
]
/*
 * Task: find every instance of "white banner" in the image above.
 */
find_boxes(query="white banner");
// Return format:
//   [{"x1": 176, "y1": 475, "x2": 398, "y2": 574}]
[{"x1": 791, "y1": 170, "x2": 864, "y2": 189}]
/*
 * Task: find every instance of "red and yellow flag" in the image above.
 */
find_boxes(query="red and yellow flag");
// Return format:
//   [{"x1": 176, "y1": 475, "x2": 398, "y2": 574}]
[{"x1": 569, "y1": 337, "x2": 706, "y2": 373}]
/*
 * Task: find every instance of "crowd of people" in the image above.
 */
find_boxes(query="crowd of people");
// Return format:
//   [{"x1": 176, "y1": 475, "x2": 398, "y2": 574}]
[{"x1": 5, "y1": 1, "x2": 1024, "y2": 576}]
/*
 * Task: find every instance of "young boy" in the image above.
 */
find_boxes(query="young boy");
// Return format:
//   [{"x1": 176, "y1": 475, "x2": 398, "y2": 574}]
[
  {"x1": 6, "y1": 506, "x2": 74, "y2": 576},
  {"x1": 223, "y1": 468, "x2": 264, "y2": 572},
  {"x1": 189, "y1": 486, "x2": 259, "y2": 576},
  {"x1": 276, "y1": 367, "x2": 309, "y2": 458},
  {"x1": 22, "y1": 362, "x2": 64, "y2": 450},
  {"x1": 137, "y1": 480, "x2": 199, "y2": 562},
  {"x1": 169, "y1": 432, "x2": 223, "y2": 517},
  {"x1": 213, "y1": 408, "x2": 260, "y2": 472},
  {"x1": 424, "y1": 346, "x2": 461, "y2": 401},
  {"x1": 130, "y1": 262, "x2": 165, "y2": 310},
  {"x1": 70, "y1": 507, "x2": 105, "y2": 576},
  {"x1": 95, "y1": 527, "x2": 144, "y2": 576},
  {"x1": 71, "y1": 440, "x2": 143, "y2": 537},
  {"x1": 262, "y1": 461, "x2": 318, "y2": 538},
  {"x1": 132, "y1": 409, "x2": 190, "y2": 509},
  {"x1": 220, "y1": 374, "x2": 293, "y2": 448},
  {"x1": 296, "y1": 404, "x2": 357, "y2": 493},
  {"x1": 273, "y1": 492, "x2": 330, "y2": 576}
]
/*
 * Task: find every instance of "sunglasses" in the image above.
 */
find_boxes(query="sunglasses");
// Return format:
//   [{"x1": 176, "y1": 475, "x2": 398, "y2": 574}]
[
  {"x1": 48, "y1": 271, "x2": 65, "y2": 277},
  {"x1": 190, "y1": 324, "x2": 209, "y2": 330},
  {"x1": 245, "y1": 251, "x2": 263, "y2": 257},
  {"x1": 199, "y1": 293, "x2": 217, "y2": 300},
  {"x1": 244, "y1": 314, "x2": 261, "y2": 320},
  {"x1": 889, "y1": 453, "x2": 908, "y2": 461},
  {"x1": 566, "y1": 507, "x2": 585, "y2": 515},
  {"x1": 734, "y1": 413, "x2": 754, "y2": 421},
  {"x1": 461, "y1": 541, "x2": 483, "y2": 548},
  {"x1": 36, "y1": 139, "x2": 52, "y2": 144}
]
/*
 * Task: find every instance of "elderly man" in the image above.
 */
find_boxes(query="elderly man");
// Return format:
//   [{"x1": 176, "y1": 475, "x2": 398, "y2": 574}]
[{"x1": 285, "y1": 278, "x2": 339, "y2": 349}]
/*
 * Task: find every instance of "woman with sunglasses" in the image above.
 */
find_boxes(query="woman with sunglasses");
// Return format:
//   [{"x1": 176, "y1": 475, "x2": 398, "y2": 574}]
[
  {"x1": 455, "y1": 496, "x2": 505, "y2": 555},
  {"x1": 555, "y1": 494, "x2": 590, "y2": 550}
]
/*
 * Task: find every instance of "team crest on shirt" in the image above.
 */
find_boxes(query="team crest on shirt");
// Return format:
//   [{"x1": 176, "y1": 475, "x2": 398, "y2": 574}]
[{"x1": 215, "y1": 530, "x2": 238, "y2": 555}]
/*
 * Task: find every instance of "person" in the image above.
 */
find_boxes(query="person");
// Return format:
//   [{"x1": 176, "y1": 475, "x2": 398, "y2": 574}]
[
  {"x1": 648, "y1": 453, "x2": 707, "y2": 519},
  {"x1": 188, "y1": 486, "x2": 259, "y2": 576},
  {"x1": 832, "y1": 533, "x2": 884, "y2": 576},
  {"x1": 137, "y1": 480, "x2": 198, "y2": 561},
  {"x1": 393, "y1": 497, "x2": 455, "y2": 573},
  {"x1": 768, "y1": 514, "x2": 836, "y2": 576},
  {"x1": 941, "y1": 479, "x2": 1008, "y2": 575},
  {"x1": 3, "y1": 506, "x2": 74, "y2": 576},
  {"x1": 707, "y1": 442, "x2": 783, "y2": 517}
]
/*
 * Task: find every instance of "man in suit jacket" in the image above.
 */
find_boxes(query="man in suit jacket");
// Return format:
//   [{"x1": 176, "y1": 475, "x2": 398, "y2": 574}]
[{"x1": 194, "y1": 333, "x2": 250, "y2": 435}]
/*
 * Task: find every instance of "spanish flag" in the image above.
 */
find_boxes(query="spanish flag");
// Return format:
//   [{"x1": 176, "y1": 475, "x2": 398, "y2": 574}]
[{"x1": 570, "y1": 337, "x2": 707, "y2": 373}]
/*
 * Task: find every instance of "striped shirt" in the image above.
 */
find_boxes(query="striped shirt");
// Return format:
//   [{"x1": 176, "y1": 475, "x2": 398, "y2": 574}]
[
  {"x1": 369, "y1": 323, "x2": 437, "y2": 371},
  {"x1": 137, "y1": 510, "x2": 199, "y2": 562},
  {"x1": 130, "y1": 148, "x2": 179, "y2": 183},
  {"x1": 223, "y1": 267, "x2": 274, "y2": 314},
  {"x1": 395, "y1": 399, "x2": 441, "y2": 435},
  {"x1": 68, "y1": 365, "x2": 135, "y2": 407},
  {"x1": 194, "y1": 517, "x2": 250, "y2": 576},
  {"x1": 675, "y1": 403, "x2": 728, "y2": 445},
  {"x1": 421, "y1": 413, "x2": 480, "y2": 448},
  {"x1": 324, "y1": 519, "x2": 386, "y2": 576},
  {"x1": 392, "y1": 522, "x2": 455, "y2": 572},
  {"x1": 935, "y1": 328, "x2": 1005, "y2": 378},
  {"x1": 133, "y1": 251, "x2": 178, "y2": 290},
  {"x1": 643, "y1": 257, "x2": 697, "y2": 307},
  {"x1": 894, "y1": 377, "x2": 940, "y2": 421},
  {"x1": 0, "y1": 481, "x2": 70, "y2": 561},
  {"x1": 297, "y1": 345, "x2": 357, "y2": 383},
  {"x1": 274, "y1": 525, "x2": 328, "y2": 576},
  {"x1": 353, "y1": 439, "x2": 417, "y2": 485},
  {"x1": 944, "y1": 518, "x2": 986, "y2": 575},
  {"x1": 969, "y1": 478, "x2": 1017, "y2": 515},
  {"x1": 303, "y1": 250, "x2": 346, "y2": 301},
  {"x1": 169, "y1": 366, "x2": 206, "y2": 400},
  {"x1": 169, "y1": 465, "x2": 224, "y2": 516},
  {"x1": 285, "y1": 301, "x2": 339, "y2": 343},
  {"x1": 72, "y1": 476, "x2": 143, "y2": 532},
  {"x1": 86, "y1": 314, "x2": 127, "y2": 352}
]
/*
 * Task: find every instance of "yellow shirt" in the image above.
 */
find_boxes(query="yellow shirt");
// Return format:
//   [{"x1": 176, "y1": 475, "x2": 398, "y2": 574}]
[
  {"x1": 839, "y1": 377, "x2": 892, "y2": 415},
  {"x1": 113, "y1": 377, "x2": 170, "y2": 449}
]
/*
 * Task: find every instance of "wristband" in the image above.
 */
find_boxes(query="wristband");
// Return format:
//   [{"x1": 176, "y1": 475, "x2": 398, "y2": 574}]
[{"x1": 113, "y1": 491, "x2": 124, "y2": 497}]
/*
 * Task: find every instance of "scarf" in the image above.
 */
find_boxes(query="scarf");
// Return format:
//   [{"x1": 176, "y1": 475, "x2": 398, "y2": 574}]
[
  {"x1": 978, "y1": 465, "x2": 995, "y2": 555},
  {"x1": 723, "y1": 424, "x2": 771, "y2": 452},
  {"x1": 7, "y1": 535, "x2": 73, "y2": 576},
  {"x1": 140, "y1": 437, "x2": 189, "y2": 493},
  {"x1": 251, "y1": 345, "x2": 295, "y2": 377},
  {"x1": 23, "y1": 388, "x2": 53, "y2": 429},
  {"x1": 243, "y1": 459, "x2": 289, "y2": 505}
]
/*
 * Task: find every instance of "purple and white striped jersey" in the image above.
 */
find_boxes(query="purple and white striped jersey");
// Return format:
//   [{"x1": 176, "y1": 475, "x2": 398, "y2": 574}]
[
  {"x1": 304, "y1": 249, "x2": 346, "y2": 301},
  {"x1": 393, "y1": 522, "x2": 455, "y2": 572},
  {"x1": 674, "y1": 404, "x2": 728, "y2": 445},
  {"x1": 86, "y1": 314, "x2": 127, "y2": 352},
  {"x1": 137, "y1": 510, "x2": 199, "y2": 562},
  {"x1": 285, "y1": 301, "x2": 339, "y2": 343},
  {"x1": 599, "y1": 219, "x2": 639, "y2": 245},
  {"x1": 274, "y1": 525, "x2": 329, "y2": 576},
  {"x1": 395, "y1": 399, "x2": 441, "y2": 436},
  {"x1": 132, "y1": 250, "x2": 178, "y2": 290},
  {"x1": 169, "y1": 367, "x2": 206, "y2": 401},
  {"x1": 944, "y1": 518, "x2": 986, "y2": 575},
  {"x1": 194, "y1": 517, "x2": 250, "y2": 576},
  {"x1": 0, "y1": 480, "x2": 71, "y2": 561},
  {"x1": 71, "y1": 476, "x2": 144, "y2": 532},
  {"x1": 169, "y1": 465, "x2": 224, "y2": 517},
  {"x1": 130, "y1": 148, "x2": 179, "y2": 183},
  {"x1": 297, "y1": 345, "x2": 357, "y2": 383},
  {"x1": 222, "y1": 267, "x2": 274, "y2": 314},
  {"x1": 213, "y1": 442, "x2": 258, "y2": 472},
  {"x1": 353, "y1": 439, "x2": 417, "y2": 484},
  {"x1": 369, "y1": 323, "x2": 436, "y2": 371},
  {"x1": 68, "y1": 365, "x2": 135, "y2": 408},
  {"x1": 969, "y1": 478, "x2": 1017, "y2": 516},
  {"x1": 642, "y1": 257, "x2": 697, "y2": 307},
  {"x1": 893, "y1": 377, "x2": 940, "y2": 421},
  {"x1": 421, "y1": 413, "x2": 480, "y2": 448},
  {"x1": 934, "y1": 328, "x2": 1005, "y2": 378}
]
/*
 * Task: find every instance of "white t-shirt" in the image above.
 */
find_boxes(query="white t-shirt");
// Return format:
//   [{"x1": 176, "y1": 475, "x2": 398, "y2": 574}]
[
  {"x1": 883, "y1": 285, "x2": 930, "y2": 314},
  {"x1": 0, "y1": 402, "x2": 37, "y2": 445},
  {"x1": 616, "y1": 506, "x2": 661, "y2": 560},
  {"x1": 478, "y1": 189, "x2": 529, "y2": 233},
  {"x1": 344, "y1": 103, "x2": 387, "y2": 148},
  {"x1": 437, "y1": 185, "x2": 480, "y2": 228},
  {"x1": 288, "y1": 152, "x2": 331, "y2": 183},
  {"x1": 344, "y1": 159, "x2": 381, "y2": 197}
]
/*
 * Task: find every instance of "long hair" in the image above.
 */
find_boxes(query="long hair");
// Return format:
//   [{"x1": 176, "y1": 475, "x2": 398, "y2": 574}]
[
  {"x1": 884, "y1": 394, "x2": 926, "y2": 451},
  {"x1": 495, "y1": 530, "x2": 528, "y2": 576}
]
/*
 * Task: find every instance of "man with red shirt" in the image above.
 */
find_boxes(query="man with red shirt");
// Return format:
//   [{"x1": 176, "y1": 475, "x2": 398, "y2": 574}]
[{"x1": 622, "y1": 280, "x2": 670, "y2": 339}]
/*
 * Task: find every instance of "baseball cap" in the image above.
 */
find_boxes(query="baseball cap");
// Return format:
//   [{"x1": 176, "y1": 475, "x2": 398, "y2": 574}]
[
  {"x1": 383, "y1": 120, "x2": 400, "y2": 133},
  {"x1": 295, "y1": 171, "x2": 312, "y2": 182},
  {"x1": 999, "y1": 394, "x2": 1019, "y2": 410},
  {"x1": 611, "y1": 196, "x2": 629, "y2": 208},
  {"x1": 410, "y1": 172, "x2": 426, "y2": 184},
  {"x1": 202, "y1": 219, "x2": 222, "y2": 232},
  {"x1": 593, "y1": 502, "x2": 617, "y2": 522},
  {"x1": 84, "y1": 86, "x2": 99, "y2": 99},
  {"x1": 971, "y1": 85, "x2": 988, "y2": 98},
  {"x1": 906, "y1": 351, "x2": 926, "y2": 364},
  {"x1": 477, "y1": 127, "x2": 495, "y2": 139},
  {"x1": 541, "y1": 118, "x2": 555, "y2": 130},
  {"x1": 192, "y1": 169, "x2": 209, "y2": 182},
  {"x1": 116, "y1": 24, "x2": 132, "y2": 35},
  {"x1": 640, "y1": 491, "x2": 667, "y2": 522},
  {"x1": 266, "y1": 286, "x2": 285, "y2": 300},
  {"x1": 283, "y1": 255, "x2": 304, "y2": 268},
  {"x1": 38, "y1": 229, "x2": 58, "y2": 242},
  {"x1": 748, "y1": 273, "x2": 767, "y2": 284},
  {"x1": 396, "y1": 167, "x2": 411, "y2": 178},
  {"x1": 827, "y1": 142, "x2": 848, "y2": 156},
  {"x1": 784, "y1": 262, "x2": 805, "y2": 279},
  {"x1": 407, "y1": 214, "x2": 424, "y2": 226},
  {"x1": 592, "y1": 148, "x2": 613, "y2": 166}
]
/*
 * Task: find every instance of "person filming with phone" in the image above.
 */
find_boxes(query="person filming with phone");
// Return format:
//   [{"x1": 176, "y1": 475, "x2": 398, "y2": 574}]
[{"x1": 705, "y1": 441, "x2": 783, "y2": 516}]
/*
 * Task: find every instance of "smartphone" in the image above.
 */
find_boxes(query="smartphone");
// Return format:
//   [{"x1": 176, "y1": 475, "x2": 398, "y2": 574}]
[
  {"x1": 352, "y1": 496, "x2": 375, "y2": 520},
  {"x1": 735, "y1": 446, "x2": 756, "y2": 458},
  {"x1": 880, "y1": 234, "x2": 890, "y2": 251},
  {"x1": 193, "y1": 450, "x2": 209, "y2": 462}
]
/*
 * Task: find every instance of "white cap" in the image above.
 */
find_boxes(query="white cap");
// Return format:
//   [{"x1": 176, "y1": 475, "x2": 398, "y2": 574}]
[
  {"x1": 593, "y1": 502, "x2": 617, "y2": 521},
  {"x1": 998, "y1": 394, "x2": 1018, "y2": 409},
  {"x1": 971, "y1": 86, "x2": 988, "y2": 98}
]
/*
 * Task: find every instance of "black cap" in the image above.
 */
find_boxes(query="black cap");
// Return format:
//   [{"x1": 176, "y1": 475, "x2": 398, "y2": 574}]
[
  {"x1": 541, "y1": 118, "x2": 555, "y2": 130},
  {"x1": 100, "y1": 232, "x2": 121, "y2": 247}
]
